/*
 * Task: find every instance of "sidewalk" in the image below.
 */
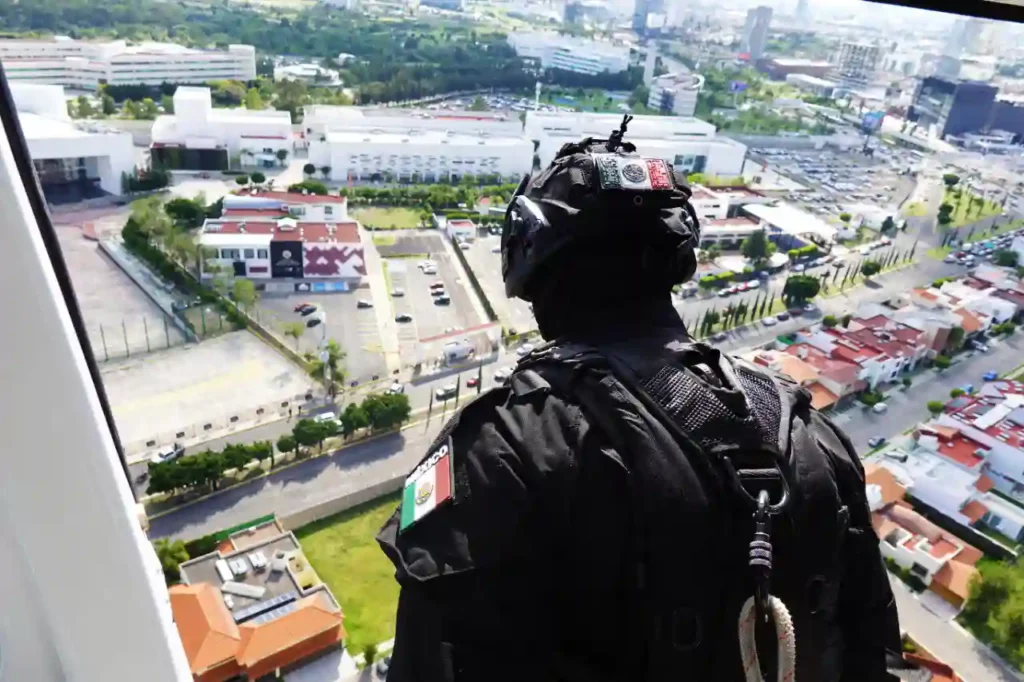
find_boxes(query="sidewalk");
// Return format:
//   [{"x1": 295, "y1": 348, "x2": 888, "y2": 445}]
[{"x1": 360, "y1": 226, "x2": 402, "y2": 374}]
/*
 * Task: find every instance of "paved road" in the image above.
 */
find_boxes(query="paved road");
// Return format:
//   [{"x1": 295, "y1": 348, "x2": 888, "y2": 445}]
[
  {"x1": 838, "y1": 334, "x2": 1024, "y2": 454},
  {"x1": 148, "y1": 415, "x2": 449, "y2": 540},
  {"x1": 891, "y1": 577, "x2": 1023, "y2": 682}
]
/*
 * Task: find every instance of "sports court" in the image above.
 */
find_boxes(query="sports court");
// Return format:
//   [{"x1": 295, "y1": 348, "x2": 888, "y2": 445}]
[
  {"x1": 56, "y1": 226, "x2": 186, "y2": 361},
  {"x1": 101, "y1": 331, "x2": 312, "y2": 451}
]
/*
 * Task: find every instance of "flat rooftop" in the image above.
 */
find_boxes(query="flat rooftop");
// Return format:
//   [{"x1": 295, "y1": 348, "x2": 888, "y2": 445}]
[
  {"x1": 202, "y1": 220, "x2": 360, "y2": 243},
  {"x1": 325, "y1": 129, "x2": 527, "y2": 146}
]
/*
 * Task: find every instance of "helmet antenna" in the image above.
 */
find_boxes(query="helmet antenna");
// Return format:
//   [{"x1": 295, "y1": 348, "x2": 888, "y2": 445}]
[{"x1": 607, "y1": 114, "x2": 635, "y2": 153}]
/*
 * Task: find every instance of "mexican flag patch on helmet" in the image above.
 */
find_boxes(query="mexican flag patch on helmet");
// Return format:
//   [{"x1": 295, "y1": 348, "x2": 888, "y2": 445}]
[{"x1": 592, "y1": 153, "x2": 674, "y2": 191}]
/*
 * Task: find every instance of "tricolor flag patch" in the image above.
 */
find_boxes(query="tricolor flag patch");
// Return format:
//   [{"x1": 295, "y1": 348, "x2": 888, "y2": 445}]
[
  {"x1": 399, "y1": 438, "x2": 455, "y2": 532},
  {"x1": 592, "y1": 154, "x2": 674, "y2": 191}
]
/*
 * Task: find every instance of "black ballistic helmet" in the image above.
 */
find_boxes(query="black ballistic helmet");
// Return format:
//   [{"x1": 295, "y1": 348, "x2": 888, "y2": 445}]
[{"x1": 502, "y1": 115, "x2": 701, "y2": 301}]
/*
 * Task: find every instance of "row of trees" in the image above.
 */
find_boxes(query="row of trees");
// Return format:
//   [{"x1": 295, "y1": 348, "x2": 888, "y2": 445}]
[{"x1": 147, "y1": 392, "x2": 412, "y2": 498}]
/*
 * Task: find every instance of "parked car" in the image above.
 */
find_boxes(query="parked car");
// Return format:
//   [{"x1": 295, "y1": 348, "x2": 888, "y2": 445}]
[
  {"x1": 712, "y1": 331, "x2": 728, "y2": 342},
  {"x1": 431, "y1": 288, "x2": 447, "y2": 297},
  {"x1": 313, "y1": 411, "x2": 339, "y2": 426},
  {"x1": 392, "y1": 288, "x2": 405, "y2": 297},
  {"x1": 293, "y1": 301, "x2": 313, "y2": 312},
  {"x1": 867, "y1": 436, "x2": 886, "y2": 448},
  {"x1": 962, "y1": 384, "x2": 975, "y2": 394},
  {"x1": 777, "y1": 311, "x2": 791, "y2": 321},
  {"x1": 297, "y1": 304, "x2": 318, "y2": 316},
  {"x1": 792, "y1": 263, "x2": 806, "y2": 272},
  {"x1": 872, "y1": 402, "x2": 888, "y2": 414},
  {"x1": 435, "y1": 384, "x2": 458, "y2": 401},
  {"x1": 944, "y1": 255, "x2": 957, "y2": 264},
  {"x1": 434, "y1": 295, "x2": 451, "y2": 305},
  {"x1": 494, "y1": 367, "x2": 512, "y2": 383},
  {"x1": 984, "y1": 371, "x2": 999, "y2": 381},
  {"x1": 803, "y1": 303, "x2": 818, "y2": 314},
  {"x1": 150, "y1": 442, "x2": 185, "y2": 465},
  {"x1": 762, "y1": 316, "x2": 778, "y2": 327},
  {"x1": 395, "y1": 313, "x2": 413, "y2": 322},
  {"x1": 430, "y1": 281, "x2": 445, "y2": 290},
  {"x1": 466, "y1": 377, "x2": 480, "y2": 388},
  {"x1": 356, "y1": 299, "x2": 373, "y2": 309}
]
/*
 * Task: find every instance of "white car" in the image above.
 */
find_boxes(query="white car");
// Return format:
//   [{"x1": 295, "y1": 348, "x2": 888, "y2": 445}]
[
  {"x1": 494, "y1": 367, "x2": 512, "y2": 383},
  {"x1": 762, "y1": 316, "x2": 778, "y2": 327},
  {"x1": 387, "y1": 381, "x2": 405, "y2": 395},
  {"x1": 150, "y1": 442, "x2": 184, "y2": 465},
  {"x1": 392, "y1": 288, "x2": 406, "y2": 297},
  {"x1": 872, "y1": 402, "x2": 888, "y2": 414},
  {"x1": 792, "y1": 263, "x2": 806, "y2": 272},
  {"x1": 516, "y1": 343, "x2": 535, "y2": 356},
  {"x1": 435, "y1": 384, "x2": 458, "y2": 401},
  {"x1": 314, "y1": 412, "x2": 339, "y2": 425},
  {"x1": 417, "y1": 260, "x2": 435, "y2": 270},
  {"x1": 746, "y1": 280, "x2": 761, "y2": 289}
]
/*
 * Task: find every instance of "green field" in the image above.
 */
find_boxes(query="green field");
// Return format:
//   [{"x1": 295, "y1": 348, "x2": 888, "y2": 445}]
[
  {"x1": 943, "y1": 188, "x2": 1003, "y2": 228},
  {"x1": 352, "y1": 206, "x2": 423, "y2": 230},
  {"x1": 902, "y1": 201, "x2": 927, "y2": 217},
  {"x1": 295, "y1": 493, "x2": 402, "y2": 652}
]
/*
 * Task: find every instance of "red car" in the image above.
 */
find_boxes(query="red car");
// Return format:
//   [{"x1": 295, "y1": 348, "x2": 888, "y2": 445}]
[
  {"x1": 293, "y1": 301, "x2": 313, "y2": 312},
  {"x1": 466, "y1": 377, "x2": 480, "y2": 388}
]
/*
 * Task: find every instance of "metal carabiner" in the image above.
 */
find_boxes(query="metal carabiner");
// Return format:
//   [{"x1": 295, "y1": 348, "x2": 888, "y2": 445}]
[{"x1": 750, "y1": 490, "x2": 774, "y2": 623}]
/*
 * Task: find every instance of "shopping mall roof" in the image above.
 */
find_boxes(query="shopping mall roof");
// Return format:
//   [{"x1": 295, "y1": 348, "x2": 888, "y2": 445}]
[{"x1": 741, "y1": 203, "x2": 836, "y2": 242}]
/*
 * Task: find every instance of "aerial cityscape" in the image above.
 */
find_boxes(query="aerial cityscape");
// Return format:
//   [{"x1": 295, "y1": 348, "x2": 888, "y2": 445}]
[{"x1": 7, "y1": 0, "x2": 1024, "y2": 678}]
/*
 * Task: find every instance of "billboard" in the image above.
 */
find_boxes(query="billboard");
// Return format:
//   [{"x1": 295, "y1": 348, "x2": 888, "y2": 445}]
[
  {"x1": 729, "y1": 80, "x2": 748, "y2": 93},
  {"x1": 861, "y1": 111, "x2": 885, "y2": 133},
  {"x1": 270, "y1": 241, "x2": 304, "y2": 279}
]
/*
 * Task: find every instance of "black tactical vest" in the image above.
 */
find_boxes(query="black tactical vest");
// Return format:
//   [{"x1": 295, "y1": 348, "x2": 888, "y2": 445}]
[{"x1": 515, "y1": 340, "x2": 855, "y2": 682}]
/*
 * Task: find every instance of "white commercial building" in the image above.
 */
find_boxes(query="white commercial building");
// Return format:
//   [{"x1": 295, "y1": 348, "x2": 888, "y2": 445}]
[
  {"x1": 304, "y1": 107, "x2": 531, "y2": 183},
  {"x1": 150, "y1": 87, "x2": 293, "y2": 171},
  {"x1": 647, "y1": 72, "x2": 704, "y2": 117},
  {"x1": 525, "y1": 111, "x2": 747, "y2": 175},
  {"x1": 785, "y1": 74, "x2": 839, "y2": 98},
  {"x1": 12, "y1": 83, "x2": 134, "y2": 201},
  {"x1": 831, "y1": 41, "x2": 881, "y2": 89},
  {"x1": 507, "y1": 32, "x2": 631, "y2": 75},
  {"x1": 0, "y1": 37, "x2": 255, "y2": 91}
]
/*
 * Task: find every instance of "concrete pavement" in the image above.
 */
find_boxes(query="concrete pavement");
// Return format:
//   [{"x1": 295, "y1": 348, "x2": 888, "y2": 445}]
[{"x1": 890, "y1": 577, "x2": 1023, "y2": 682}]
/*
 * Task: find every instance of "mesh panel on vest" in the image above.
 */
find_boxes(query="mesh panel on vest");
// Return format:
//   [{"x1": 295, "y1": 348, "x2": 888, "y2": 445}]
[
  {"x1": 733, "y1": 364, "x2": 783, "y2": 449},
  {"x1": 641, "y1": 364, "x2": 766, "y2": 450}
]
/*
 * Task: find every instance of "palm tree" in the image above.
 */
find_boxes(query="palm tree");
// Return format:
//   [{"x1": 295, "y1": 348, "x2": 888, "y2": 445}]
[{"x1": 283, "y1": 321, "x2": 305, "y2": 350}]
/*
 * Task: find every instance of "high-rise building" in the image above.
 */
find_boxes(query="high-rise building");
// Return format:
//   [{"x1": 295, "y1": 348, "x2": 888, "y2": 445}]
[
  {"x1": 564, "y1": 1, "x2": 584, "y2": 26},
  {"x1": 795, "y1": 0, "x2": 810, "y2": 23},
  {"x1": 909, "y1": 76, "x2": 997, "y2": 138},
  {"x1": 944, "y1": 17, "x2": 984, "y2": 57},
  {"x1": 831, "y1": 41, "x2": 881, "y2": 88},
  {"x1": 633, "y1": 0, "x2": 664, "y2": 35},
  {"x1": 741, "y1": 6, "x2": 773, "y2": 61}
]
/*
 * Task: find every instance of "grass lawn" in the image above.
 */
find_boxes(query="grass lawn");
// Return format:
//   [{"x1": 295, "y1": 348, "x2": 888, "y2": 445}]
[
  {"x1": 902, "y1": 201, "x2": 927, "y2": 217},
  {"x1": 352, "y1": 206, "x2": 422, "y2": 230},
  {"x1": 942, "y1": 188, "x2": 1002, "y2": 228},
  {"x1": 371, "y1": 233, "x2": 397, "y2": 247},
  {"x1": 295, "y1": 493, "x2": 402, "y2": 652}
]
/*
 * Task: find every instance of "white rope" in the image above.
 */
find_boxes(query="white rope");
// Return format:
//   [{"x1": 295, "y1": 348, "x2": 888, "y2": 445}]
[{"x1": 738, "y1": 595, "x2": 797, "y2": 682}]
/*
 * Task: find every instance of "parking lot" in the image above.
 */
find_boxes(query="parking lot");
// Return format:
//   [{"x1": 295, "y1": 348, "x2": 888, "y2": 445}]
[
  {"x1": 258, "y1": 290, "x2": 388, "y2": 384},
  {"x1": 463, "y1": 233, "x2": 538, "y2": 334},
  {"x1": 751, "y1": 147, "x2": 916, "y2": 227},
  {"x1": 57, "y1": 226, "x2": 187, "y2": 361}
]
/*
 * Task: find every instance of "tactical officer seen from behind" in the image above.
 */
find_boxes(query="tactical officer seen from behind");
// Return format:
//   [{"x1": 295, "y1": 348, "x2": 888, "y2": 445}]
[{"x1": 378, "y1": 116, "x2": 905, "y2": 682}]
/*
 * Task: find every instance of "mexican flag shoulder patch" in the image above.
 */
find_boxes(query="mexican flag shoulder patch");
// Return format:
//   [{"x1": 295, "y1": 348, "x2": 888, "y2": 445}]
[{"x1": 400, "y1": 437, "x2": 455, "y2": 532}]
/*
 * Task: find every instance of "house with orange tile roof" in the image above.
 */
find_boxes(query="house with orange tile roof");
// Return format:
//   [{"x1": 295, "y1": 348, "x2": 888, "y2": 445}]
[
  {"x1": 866, "y1": 465, "x2": 983, "y2": 609},
  {"x1": 747, "y1": 347, "x2": 862, "y2": 410},
  {"x1": 795, "y1": 326, "x2": 901, "y2": 390},
  {"x1": 169, "y1": 519, "x2": 345, "y2": 681}
]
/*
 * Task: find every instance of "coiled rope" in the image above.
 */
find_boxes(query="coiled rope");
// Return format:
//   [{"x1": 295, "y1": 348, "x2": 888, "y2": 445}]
[{"x1": 738, "y1": 595, "x2": 797, "y2": 682}]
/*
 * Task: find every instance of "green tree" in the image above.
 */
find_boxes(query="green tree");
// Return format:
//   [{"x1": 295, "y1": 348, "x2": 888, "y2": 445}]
[
  {"x1": 934, "y1": 354, "x2": 952, "y2": 369},
  {"x1": 839, "y1": 212, "x2": 852, "y2": 224},
  {"x1": 245, "y1": 87, "x2": 264, "y2": 110},
  {"x1": 822, "y1": 314, "x2": 838, "y2": 328},
  {"x1": 320, "y1": 165, "x2": 332, "y2": 179},
  {"x1": 927, "y1": 400, "x2": 945, "y2": 415},
  {"x1": 283, "y1": 321, "x2": 305, "y2": 350},
  {"x1": 880, "y1": 216, "x2": 896, "y2": 234},
  {"x1": 363, "y1": 642, "x2": 378, "y2": 666},
  {"x1": 153, "y1": 538, "x2": 190, "y2": 585},
  {"x1": 782, "y1": 275, "x2": 821, "y2": 305},
  {"x1": 232, "y1": 278, "x2": 258, "y2": 309},
  {"x1": 76, "y1": 94, "x2": 95, "y2": 118},
  {"x1": 468, "y1": 95, "x2": 488, "y2": 111},
  {"x1": 138, "y1": 97, "x2": 160, "y2": 120},
  {"x1": 292, "y1": 418, "x2": 324, "y2": 455},
  {"x1": 303, "y1": 162, "x2": 316, "y2": 176},
  {"x1": 629, "y1": 83, "x2": 650, "y2": 108},
  {"x1": 101, "y1": 93, "x2": 116, "y2": 116},
  {"x1": 160, "y1": 94, "x2": 174, "y2": 114},
  {"x1": 276, "y1": 148, "x2": 289, "y2": 166},
  {"x1": 704, "y1": 243, "x2": 722, "y2": 262},
  {"x1": 236, "y1": 174, "x2": 250, "y2": 187},
  {"x1": 340, "y1": 402, "x2": 369, "y2": 438},
  {"x1": 740, "y1": 229, "x2": 775, "y2": 265},
  {"x1": 942, "y1": 173, "x2": 960, "y2": 189},
  {"x1": 288, "y1": 179, "x2": 329, "y2": 195},
  {"x1": 995, "y1": 250, "x2": 1019, "y2": 267},
  {"x1": 275, "y1": 435, "x2": 297, "y2": 465},
  {"x1": 362, "y1": 392, "x2": 411, "y2": 431},
  {"x1": 950, "y1": 387, "x2": 966, "y2": 398},
  {"x1": 902, "y1": 376, "x2": 912, "y2": 388},
  {"x1": 164, "y1": 197, "x2": 207, "y2": 229},
  {"x1": 860, "y1": 260, "x2": 882, "y2": 278},
  {"x1": 250, "y1": 171, "x2": 267, "y2": 186}
]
